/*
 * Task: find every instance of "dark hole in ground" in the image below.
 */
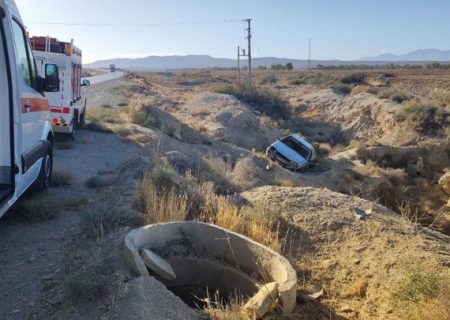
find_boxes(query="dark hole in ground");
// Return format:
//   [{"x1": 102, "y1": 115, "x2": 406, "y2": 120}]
[{"x1": 150, "y1": 256, "x2": 261, "y2": 310}]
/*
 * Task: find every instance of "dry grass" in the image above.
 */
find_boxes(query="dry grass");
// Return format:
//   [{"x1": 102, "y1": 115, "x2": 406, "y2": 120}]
[
  {"x1": 351, "y1": 85, "x2": 377, "y2": 95},
  {"x1": 135, "y1": 172, "x2": 190, "y2": 224},
  {"x1": 113, "y1": 125, "x2": 132, "y2": 137},
  {"x1": 215, "y1": 83, "x2": 290, "y2": 120},
  {"x1": 392, "y1": 259, "x2": 450, "y2": 320},
  {"x1": 85, "y1": 175, "x2": 111, "y2": 189},
  {"x1": 86, "y1": 107, "x2": 122, "y2": 124},
  {"x1": 343, "y1": 279, "x2": 368, "y2": 298},
  {"x1": 135, "y1": 162, "x2": 283, "y2": 252},
  {"x1": 203, "y1": 291, "x2": 250, "y2": 320},
  {"x1": 52, "y1": 170, "x2": 74, "y2": 186}
]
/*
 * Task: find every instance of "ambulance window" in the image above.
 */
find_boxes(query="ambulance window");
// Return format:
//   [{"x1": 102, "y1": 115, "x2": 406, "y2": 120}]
[{"x1": 11, "y1": 20, "x2": 31, "y2": 86}]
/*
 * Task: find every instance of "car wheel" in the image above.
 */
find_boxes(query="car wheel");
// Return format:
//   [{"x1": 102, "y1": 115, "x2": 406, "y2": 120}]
[{"x1": 33, "y1": 146, "x2": 53, "y2": 191}]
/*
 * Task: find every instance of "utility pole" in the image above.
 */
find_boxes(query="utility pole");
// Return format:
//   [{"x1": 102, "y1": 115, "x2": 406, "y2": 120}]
[
  {"x1": 237, "y1": 45, "x2": 241, "y2": 83},
  {"x1": 245, "y1": 19, "x2": 252, "y2": 84},
  {"x1": 308, "y1": 38, "x2": 311, "y2": 70}
]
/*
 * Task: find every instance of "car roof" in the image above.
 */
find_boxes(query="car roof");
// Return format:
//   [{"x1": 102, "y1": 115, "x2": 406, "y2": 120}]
[{"x1": 272, "y1": 140, "x2": 307, "y2": 164}]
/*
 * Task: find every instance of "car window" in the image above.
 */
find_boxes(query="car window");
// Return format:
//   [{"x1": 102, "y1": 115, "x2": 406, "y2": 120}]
[
  {"x1": 281, "y1": 136, "x2": 311, "y2": 159},
  {"x1": 11, "y1": 19, "x2": 32, "y2": 86}
]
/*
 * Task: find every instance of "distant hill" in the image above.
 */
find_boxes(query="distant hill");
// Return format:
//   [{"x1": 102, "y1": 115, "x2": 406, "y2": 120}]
[
  {"x1": 360, "y1": 49, "x2": 450, "y2": 62},
  {"x1": 85, "y1": 55, "x2": 311, "y2": 70},
  {"x1": 86, "y1": 52, "x2": 450, "y2": 71}
]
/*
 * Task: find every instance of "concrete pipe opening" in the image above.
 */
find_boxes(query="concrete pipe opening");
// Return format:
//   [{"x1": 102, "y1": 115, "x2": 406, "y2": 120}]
[{"x1": 123, "y1": 221, "x2": 297, "y2": 313}]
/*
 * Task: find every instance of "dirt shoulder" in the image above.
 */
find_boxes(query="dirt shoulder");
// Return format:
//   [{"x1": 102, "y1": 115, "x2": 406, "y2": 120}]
[{"x1": 0, "y1": 129, "x2": 142, "y2": 320}]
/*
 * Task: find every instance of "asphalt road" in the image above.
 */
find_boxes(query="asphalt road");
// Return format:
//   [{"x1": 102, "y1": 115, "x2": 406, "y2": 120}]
[{"x1": 84, "y1": 71, "x2": 124, "y2": 85}]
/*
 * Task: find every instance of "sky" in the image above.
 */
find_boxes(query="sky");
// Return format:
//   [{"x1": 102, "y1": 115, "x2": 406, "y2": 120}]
[{"x1": 15, "y1": 0, "x2": 450, "y2": 63}]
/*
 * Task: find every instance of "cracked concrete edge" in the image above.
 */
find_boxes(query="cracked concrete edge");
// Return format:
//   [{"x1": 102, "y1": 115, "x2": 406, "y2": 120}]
[{"x1": 123, "y1": 221, "x2": 297, "y2": 313}]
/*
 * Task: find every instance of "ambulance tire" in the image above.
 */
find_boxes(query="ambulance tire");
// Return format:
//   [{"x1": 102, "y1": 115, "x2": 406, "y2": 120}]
[
  {"x1": 70, "y1": 110, "x2": 78, "y2": 140},
  {"x1": 34, "y1": 145, "x2": 53, "y2": 192},
  {"x1": 79, "y1": 110, "x2": 85, "y2": 128}
]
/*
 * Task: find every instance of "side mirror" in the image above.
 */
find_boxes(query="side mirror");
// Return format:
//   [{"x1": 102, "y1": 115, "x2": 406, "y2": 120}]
[
  {"x1": 81, "y1": 79, "x2": 91, "y2": 87},
  {"x1": 44, "y1": 64, "x2": 60, "y2": 92}
]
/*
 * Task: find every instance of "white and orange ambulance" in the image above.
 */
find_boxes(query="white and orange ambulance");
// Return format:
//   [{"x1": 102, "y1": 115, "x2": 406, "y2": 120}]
[
  {"x1": 0, "y1": 0, "x2": 56, "y2": 218},
  {"x1": 32, "y1": 36, "x2": 89, "y2": 139}
]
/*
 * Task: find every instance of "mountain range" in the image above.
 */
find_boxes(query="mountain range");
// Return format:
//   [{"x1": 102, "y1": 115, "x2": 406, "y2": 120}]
[
  {"x1": 359, "y1": 49, "x2": 450, "y2": 61},
  {"x1": 86, "y1": 49, "x2": 450, "y2": 70}
]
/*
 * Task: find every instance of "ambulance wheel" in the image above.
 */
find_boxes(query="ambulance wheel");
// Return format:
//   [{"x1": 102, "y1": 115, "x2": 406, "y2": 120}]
[
  {"x1": 34, "y1": 147, "x2": 53, "y2": 191},
  {"x1": 79, "y1": 110, "x2": 85, "y2": 127},
  {"x1": 69, "y1": 125, "x2": 76, "y2": 141},
  {"x1": 70, "y1": 111, "x2": 78, "y2": 140}
]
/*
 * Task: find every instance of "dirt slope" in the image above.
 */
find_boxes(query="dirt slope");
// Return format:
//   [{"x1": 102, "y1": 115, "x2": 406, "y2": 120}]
[{"x1": 241, "y1": 186, "x2": 450, "y2": 319}]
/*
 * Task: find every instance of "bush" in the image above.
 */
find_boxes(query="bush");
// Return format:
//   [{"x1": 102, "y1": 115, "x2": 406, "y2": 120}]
[
  {"x1": 377, "y1": 90, "x2": 411, "y2": 103},
  {"x1": 52, "y1": 170, "x2": 74, "y2": 187},
  {"x1": 85, "y1": 175, "x2": 111, "y2": 189},
  {"x1": 215, "y1": 84, "x2": 290, "y2": 120},
  {"x1": 392, "y1": 260, "x2": 450, "y2": 320},
  {"x1": 113, "y1": 125, "x2": 132, "y2": 137},
  {"x1": 340, "y1": 72, "x2": 367, "y2": 84},
  {"x1": 86, "y1": 108, "x2": 121, "y2": 124},
  {"x1": 351, "y1": 85, "x2": 377, "y2": 95},
  {"x1": 397, "y1": 102, "x2": 449, "y2": 136},
  {"x1": 80, "y1": 202, "x2": 143, "y2": 239},
  {"x1": 129, "y1": 108, "x2": 161, "y2": 128},
  {"x1": 391, "y1": 92, "x2": 411, "y2": 103},
  {"x1": 332, "y1": 84, "x2": 352, "y2": 95}
]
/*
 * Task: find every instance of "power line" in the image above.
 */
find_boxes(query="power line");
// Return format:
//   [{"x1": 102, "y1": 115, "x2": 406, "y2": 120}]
[{"x1": 25, "y1": 19, "x2": 242, "y2": 27}]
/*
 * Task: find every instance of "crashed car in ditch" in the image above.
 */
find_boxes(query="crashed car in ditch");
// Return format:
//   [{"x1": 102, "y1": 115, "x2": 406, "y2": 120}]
[{"x1": 266, "y1": 134, "x2": 316, "y2": 171}]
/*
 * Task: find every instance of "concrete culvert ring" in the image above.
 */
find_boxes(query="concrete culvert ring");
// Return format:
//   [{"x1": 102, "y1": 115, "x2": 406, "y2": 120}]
[{"x1": 123, "y1": 221, "x2": 297, "y2": 315}]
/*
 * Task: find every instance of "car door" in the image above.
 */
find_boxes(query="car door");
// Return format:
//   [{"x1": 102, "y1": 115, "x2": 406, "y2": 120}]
[{"x1": 10, "y1": 17, "x2": 48, "y2": 155}]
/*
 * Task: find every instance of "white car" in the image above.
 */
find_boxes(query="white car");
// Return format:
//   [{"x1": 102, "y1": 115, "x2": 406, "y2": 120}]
[
  {"x1": 0, "y1": 0, "x2": 55, "y2": 218},
  {"x1": 266, "y1": 134, "x2": 316, "y2": 171}
]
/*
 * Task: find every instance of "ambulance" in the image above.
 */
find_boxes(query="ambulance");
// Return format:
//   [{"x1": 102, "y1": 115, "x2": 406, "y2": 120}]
[
  {"x1": 32, "y1": 36, "x2": 89, "y2": 139},
  {"x1": 0, "y1": 0, "x2": 56, "y2": 218}
]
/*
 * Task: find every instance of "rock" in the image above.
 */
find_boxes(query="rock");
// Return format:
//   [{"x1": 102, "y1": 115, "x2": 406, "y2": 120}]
[
  {"x1": 439, "y1": 172, "x2": 450, "y2": 195},
  {"x1": 352, "y1": 207, "x2": 369, "y2": 220},
  {"x1": 244, "y1": 282, "x2": 279, "y2": 319},
  {"x1": 140, "y1": 249, "x2": 176, "y2": 281},
  {"x1": 113, "y1": 276, "x2": 201, "y2": 320}
]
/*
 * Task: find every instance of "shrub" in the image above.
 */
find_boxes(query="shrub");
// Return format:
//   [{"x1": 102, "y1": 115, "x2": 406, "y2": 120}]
[
  {"x1": 85, "y1": 176, "x2": 111, "y2": 189},
  {"x1": 64, "y1": 246, "x2": 114, "y2": 302},
  {"x1": 135, "y1": 169, "x2": 190, "y2": 224},
  {"x1": 52, "y1": 170, "x2": 74, "y2": 187},
  {"x1": 377, "y1": 90, "x2": 411, "y2": 103},
  {"x1": 215, "y1": 84, "x2": 290, "y2": 120},
  {"x1": 80, "y1": 202, "x2": 143, "y2": 239},
  {"x1": 101, "y1": 103, "x2": 112, "y2": 109},
  {"x1": 113, "y1": 125, "x2": 132, "y2": 137},
  {"x1": 351, "y1": 85, "x2": 377, "y2": 95},
  {"x1": 392, "y1": 260, "x2": 450, "y2": 320},
  {"x1": 340, "y1": 72, "x2": 367, "y2": 84},
  {"x1": 391, "y1": 92, "x2": 411, "y2": 103},
  {"x1": 397, "y1": 102, "x2": 449, "y2": 136},
  {"x1": 290, "y1": 79, "x2": 305, "y2": 86},
  {"x1": 86, "y1": 108, "x2": 121, "y2": 124},
  {"x1": 129, "y1": 108, "x2": 161, "y2": 128},
  {"x1": 83, "y1": 121, "x2": 113, "y2": 133},
  {"x1": 332, "y1": 84, "x2": 352, "y2": 95}
]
